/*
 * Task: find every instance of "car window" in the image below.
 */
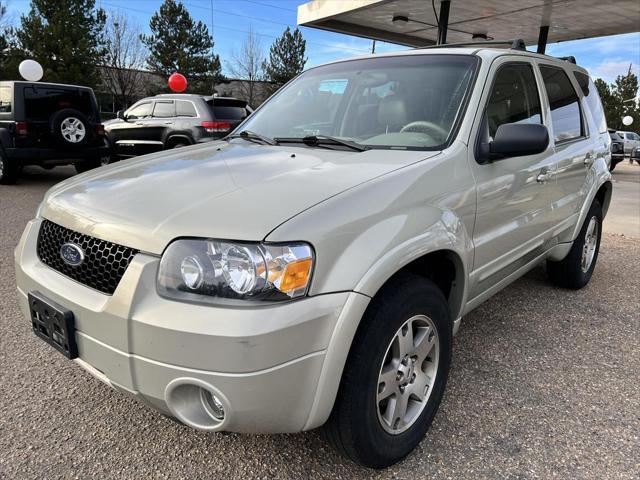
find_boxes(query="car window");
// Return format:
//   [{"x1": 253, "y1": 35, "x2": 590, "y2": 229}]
[
  {"x1": 127, "y1": 102, "x2": 152, "y2": 119},
  {"x1": 486, "y1": 63, "x2": 542, "y2": 139},
  {"x1": 239, "y1": 54, "x2": 478, "y2": 149},
  {"x1": 207, "y1": 99, "x2": 250, "y2": 120},
  {"x1": 176, "y1": 100, "x2": 197, "y2": 117},
  {"x1": 633, "y1": 133, "x2": 640, "y2": 141},
  {"x1": 540, "y1": 66, "x2": 583, "y2": 143},
  {"x1": 573, "y1": 71, "x2": 607, "y2": 134},
  {"x1": 152, "y1": 101, "x2": 175, "y2": 118},
  {"x1": 0, "y1": 86, "x2": 12, "y2": 113},
  {"x1": 23, "y1": 86, "x2": 95, "y2": 121}
]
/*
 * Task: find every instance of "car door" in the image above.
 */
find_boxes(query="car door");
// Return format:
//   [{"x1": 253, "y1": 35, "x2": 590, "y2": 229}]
[
  {"x1": 537, "y1": 65, "x2": 600, "y2": 234},
  {"x1": 147, "y1": 100, "x2": 175, "y2": 151},
  {"x1": 467, "y1": 58, "x2": 556, "y2": 300},
  {"x1": 110, "y1": 100, "x2": 153, "y2": 157}
]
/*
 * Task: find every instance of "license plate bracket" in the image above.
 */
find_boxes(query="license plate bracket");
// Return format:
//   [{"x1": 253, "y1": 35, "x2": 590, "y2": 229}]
[{"x1": 29, "y1": 291, "x2": 78, "y2": 359}]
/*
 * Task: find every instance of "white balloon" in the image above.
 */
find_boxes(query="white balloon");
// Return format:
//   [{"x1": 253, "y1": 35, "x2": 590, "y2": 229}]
[
  {"x1": 622, "y1": 115, "x2": 634, "y2": 126},
  {"x1": 18, "y1": 59, "x2": 44, "y2": 82}
]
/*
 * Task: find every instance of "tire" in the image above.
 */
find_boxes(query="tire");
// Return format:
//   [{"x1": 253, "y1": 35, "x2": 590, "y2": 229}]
[
  {"x1": 74, "y1": 139, "x2": 111, "y2": 174},
  {"x1": 324, "y1": 273, "x2": 452, "y2": 468},
  {"x1": 171, "y1": 141, "x2": 189, "y2": 149},
  {"x1": 50, "y1": 109, "x2": 90, "y2": 148},
  {"x1": 547, "y1": 199, "x2": 602, "y2": 289},
  {"x1": 0, "y1": 150, "x2": 20, "y2": 184}
]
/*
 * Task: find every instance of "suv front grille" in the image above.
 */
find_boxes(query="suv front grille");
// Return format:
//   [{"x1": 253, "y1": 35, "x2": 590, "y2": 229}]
[{"x1": 36, "y1": 220, "x2": 138, "y2": 295}]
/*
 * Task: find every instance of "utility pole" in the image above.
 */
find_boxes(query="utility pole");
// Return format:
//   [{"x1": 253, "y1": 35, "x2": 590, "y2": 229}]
[
  {"x1": 210, "y1": 0, "x2": 216, "y2": 94},
  {"x1": 371, "y1": 39, "x2": 376, "y2": 54}
]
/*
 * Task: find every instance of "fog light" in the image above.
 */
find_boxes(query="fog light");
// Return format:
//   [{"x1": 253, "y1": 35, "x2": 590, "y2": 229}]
[{"x1": 201, "y1": 389, "x2": 225, "y2": 420}]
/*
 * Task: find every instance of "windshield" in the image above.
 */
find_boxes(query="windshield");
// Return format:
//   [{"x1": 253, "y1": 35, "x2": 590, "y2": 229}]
[{"x1": 238, "y1": 54, "x2": 478, "y2": 150}]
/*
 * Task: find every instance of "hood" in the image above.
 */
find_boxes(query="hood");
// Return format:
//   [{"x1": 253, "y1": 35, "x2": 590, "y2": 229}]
[{"x1": 41, "y1": 141, "x2": 439, "y2": 254}]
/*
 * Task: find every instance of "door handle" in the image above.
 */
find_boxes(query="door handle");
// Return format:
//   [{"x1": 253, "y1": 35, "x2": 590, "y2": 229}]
[
  {"x1": 163, "y1": 121, "x2": 172, "y2": 124},
  {"x1": 584, "y1": 152, "x2": 595, "y2": 166},
  {"x1": 537, "y1": 168, "x2": 553, "y2": 183},
  {"x1": 135, "y1": 122, "x2": 144, "y2": 125}
]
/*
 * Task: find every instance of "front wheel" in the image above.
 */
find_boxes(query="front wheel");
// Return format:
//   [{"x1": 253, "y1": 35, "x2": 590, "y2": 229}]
[
  {"x1": 547, "y1": 199, "x2": 602, "y2": 289},
  {"x1": 324, "y1": 274, "x2": 452, "y2": 468}
]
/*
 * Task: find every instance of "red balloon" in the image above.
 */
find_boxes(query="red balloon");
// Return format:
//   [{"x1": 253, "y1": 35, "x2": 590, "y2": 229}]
[{"x1": 168, "y1": 73, "x2": 187, "y2": 93}]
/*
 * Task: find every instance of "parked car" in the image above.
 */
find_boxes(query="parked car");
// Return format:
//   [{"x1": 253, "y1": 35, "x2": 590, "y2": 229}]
[
  {"x1": 631, "y1": 145, "x2": 640, "y2": 165},
  {"x1": 15, "y1": 44, "x2": 612, "y2": 468},
  {"x1": 616, "y1": 130, "x2": 640, "y2": 154},
  {"x1": 609, "y1": 130, "x2": 625, "y2": 171},
  {"x1": 0, "y1": 81, "x2": 110, "y2": 184},
  {"x1": 104, "y1": 94, "x2": 252, "y2": 158}
]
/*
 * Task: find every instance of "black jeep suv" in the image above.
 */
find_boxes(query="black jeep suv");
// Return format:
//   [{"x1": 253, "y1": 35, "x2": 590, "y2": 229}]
[
  {"x1": 104, "y1": 94, "x2": 252, "y2": 158},
  {"x1": 0, "y1": 81, "x2": 110, "y2": 184}
]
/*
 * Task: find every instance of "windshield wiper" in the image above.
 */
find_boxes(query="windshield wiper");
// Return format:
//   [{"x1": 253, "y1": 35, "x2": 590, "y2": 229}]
[
  {"x1": 276, "y1": 135, "x2": 367, "y2": 152},
  {"x1": 228, "y1": 130, "x2": 278, "y2": 146}
]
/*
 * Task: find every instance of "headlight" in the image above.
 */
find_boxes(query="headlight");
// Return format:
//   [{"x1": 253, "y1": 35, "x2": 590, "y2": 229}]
[{"x1": 158, "y1": 239, "x2": 314, "y2": 305}]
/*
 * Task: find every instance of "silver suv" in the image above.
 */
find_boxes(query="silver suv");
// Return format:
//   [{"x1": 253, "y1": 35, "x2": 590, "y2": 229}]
[{"x1": 15, "y1": 45, "x2": 612, "y2": 468}]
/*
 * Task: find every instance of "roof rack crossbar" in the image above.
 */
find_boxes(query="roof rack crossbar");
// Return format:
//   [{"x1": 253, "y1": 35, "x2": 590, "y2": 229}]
[
  {"x1": 420, "y1": 38, "x2": 527, "y2": 51},
  {"x1": 557, "y1": 56, "x2": 577, "y2": 64}
]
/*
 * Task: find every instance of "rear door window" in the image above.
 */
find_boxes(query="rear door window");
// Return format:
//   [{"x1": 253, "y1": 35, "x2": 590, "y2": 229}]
[
  {"x1": 540, "y1": 66, "x2": 583, "y2": 143},
  {"x1": 176, "y1": 100, "x2": 197, "y2": 117},
  {"x1": 573, "y1": 71, "x2": 607, "y2": 134},
  {"x1": 486, "y1": 63, "x2": 542, "y2": 139},
  {"x1": 0, "y1": 85, "x2": 12, "y2": 113},
  {"x1": 152, "y1": 101, "x2": 175, "y2": 118},
  {"x1": 207, "y1": 99, "x2": 250, "y2": 120},
  {"x1": 24, "y1": 86, "x2": 95, "y2": 121}
]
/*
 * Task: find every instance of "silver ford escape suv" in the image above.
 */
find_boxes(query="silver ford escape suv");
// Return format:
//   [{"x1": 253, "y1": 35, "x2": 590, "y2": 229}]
[{"x1": 15, "y1": 42, "x2": 612, "y2": 468}]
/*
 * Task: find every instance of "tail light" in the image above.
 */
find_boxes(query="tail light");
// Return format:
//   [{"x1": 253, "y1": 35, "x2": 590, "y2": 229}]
[
  {"x1": 95, "y1": 124, "x2": 105, "y2": 136},
  {"x1": 16, "y1": 122, "x2": 28, "y2": 136},
  {"x1": 202, "y1": 121, "x2": 231, "y2": 133}
]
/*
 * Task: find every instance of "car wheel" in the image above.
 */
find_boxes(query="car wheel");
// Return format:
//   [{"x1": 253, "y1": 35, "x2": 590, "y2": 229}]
[
  {"x1": 49, "y1": 109, "x2": 90, "y2": 148},
  {"x1": 171, "y1": 141, "x2": 189, "y2": 149},
  {"x1": 0, "y1": 151, "x2": 20, "y2": 184},
  {"x1": 324, "y1": 273, "x2": 452, "y2": 468},
  {"x1": 547, "y1": 199, "x2": 602, "y2": 289}
]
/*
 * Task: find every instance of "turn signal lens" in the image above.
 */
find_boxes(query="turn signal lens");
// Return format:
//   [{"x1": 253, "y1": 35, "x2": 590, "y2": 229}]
[
  {"x1": 16, "y1": 122, "x2": 28, "y2": 136},
  {"x1": 279, "y1": 258, "x2": 313, "y2": 293}
]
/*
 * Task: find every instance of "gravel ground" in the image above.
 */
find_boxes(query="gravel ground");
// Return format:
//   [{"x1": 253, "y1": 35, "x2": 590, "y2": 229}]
[{"x1": 1, "y1": 167, "x2": 639, "y2": 479}]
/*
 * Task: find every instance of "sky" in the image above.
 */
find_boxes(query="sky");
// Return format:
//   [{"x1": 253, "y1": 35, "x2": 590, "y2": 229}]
[{"x1": 3, "y1": 0, "x2": 640, "y2": 84}]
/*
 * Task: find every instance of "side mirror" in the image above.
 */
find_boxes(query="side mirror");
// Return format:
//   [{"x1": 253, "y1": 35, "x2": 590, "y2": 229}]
[
  {"x1": 488, "y1": 123, "x2": 549, "y2": 160},
  {"x1": 116, "y1": 110, "x2": 125, "y2": 120}
]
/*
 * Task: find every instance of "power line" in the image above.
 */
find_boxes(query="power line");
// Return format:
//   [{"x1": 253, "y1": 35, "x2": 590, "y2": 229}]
[
  {"x1": 242, "y1": 0, "x2": 297, "y2": 12},
  {"x1": 101, "y1": 1, "x2": 373, "y2": 54}
]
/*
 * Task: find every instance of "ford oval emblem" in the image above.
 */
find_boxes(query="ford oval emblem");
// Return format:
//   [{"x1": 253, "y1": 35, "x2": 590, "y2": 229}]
[{"x1": 60, "y1": 243, "x2": 85, "y2": 266}]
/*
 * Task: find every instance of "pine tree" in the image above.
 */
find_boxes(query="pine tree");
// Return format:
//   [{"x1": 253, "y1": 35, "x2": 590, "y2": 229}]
[
  {"x1": 263, "y1": 27, "x2": 307, "y2": 87},
  {"x1": 141, "y1": 0, "x2": 223, "y2": 94},
  {"x1": 8, "y1": 0, "x2": 107, "y2": 87},
  {"x1": 0, "y1": 1, "x2": 8, "y2": 75},
  {"x1": 595, "y1": 66, "x2": 640, "y2": 131}
]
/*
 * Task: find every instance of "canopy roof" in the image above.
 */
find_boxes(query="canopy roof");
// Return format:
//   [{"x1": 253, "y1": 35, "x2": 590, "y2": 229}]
[{"x1": 298, "y1": 0, "x2": 640, "y2": 48}]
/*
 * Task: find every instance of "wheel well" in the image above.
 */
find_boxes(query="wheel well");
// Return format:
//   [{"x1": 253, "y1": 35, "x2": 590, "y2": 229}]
[
  {"x1": 381, "y1": 250, "x2": 464, "y2": 322},
  {"x1": 165, "y1": 135, "x2": 192, "y2": 148},
  {"x1": 595, "y1": 181, "x2": 612, "y2": 218}
]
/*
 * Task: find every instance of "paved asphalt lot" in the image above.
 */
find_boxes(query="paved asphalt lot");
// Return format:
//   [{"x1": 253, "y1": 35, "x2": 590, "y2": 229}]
[{"x1": 1, "y1": 165, "x2": 639, "y2": 479}]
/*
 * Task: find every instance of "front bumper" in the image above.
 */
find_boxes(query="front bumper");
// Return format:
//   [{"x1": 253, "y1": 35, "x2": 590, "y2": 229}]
[{"x1": 15, "y1": 218, "x2": 368, "y2": 433}]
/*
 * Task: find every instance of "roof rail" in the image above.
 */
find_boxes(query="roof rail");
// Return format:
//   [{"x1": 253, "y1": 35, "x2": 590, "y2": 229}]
[
  {"x1": 421, "y1": 38, "x2": 527, "y2": 51},
  {"x1": 557, "y1": 56, "x2": 577, "y2": 64}
]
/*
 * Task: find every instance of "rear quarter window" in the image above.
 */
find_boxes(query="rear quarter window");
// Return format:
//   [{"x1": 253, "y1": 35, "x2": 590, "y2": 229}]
[
  {"x1": 176, "y1": 100, "x2": 197, "y2": 117},
  {"x1": 540, "y1": 66, "x2": 583, "y2": 143},
  {"x1": 573, "y1": 71, "x2": 607, "y2": 134},
  {"x1": 24, "y1": 86, "x2": 95, "y2": 121},
  {"x1": 0, "y1": 85, "x2": 12, "y2": 113}
]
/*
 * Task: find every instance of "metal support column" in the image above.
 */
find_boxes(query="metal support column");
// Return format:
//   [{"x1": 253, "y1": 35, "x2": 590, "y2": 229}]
[
  {"x1": 537, "y1": 25, "x2": 549, "y2": 54},
  {"x1": 437, "y1": 0, "x2": 451, "y2": 45}
]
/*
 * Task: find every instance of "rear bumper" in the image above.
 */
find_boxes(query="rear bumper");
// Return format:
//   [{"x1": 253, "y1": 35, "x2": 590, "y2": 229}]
[
  {"x1": 5, "y1": 145, "x2": 109, "y2": 165},
  {"x1": 15, "y1": 218, "x2": 369, "y2": 433}
]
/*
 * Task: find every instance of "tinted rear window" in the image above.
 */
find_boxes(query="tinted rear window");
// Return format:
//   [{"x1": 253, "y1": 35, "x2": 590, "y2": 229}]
[
  {"x1": 24, "y1": 86, "x2": 95, "y2": 121},
  {"x1": 0, "y1": 85, "x2": 12, "y2": 113},
  {"x1": 540, "y1": 66, "x2": 583, "y2": 143},
  {"x1": 207, "y1": 99, "x2": 249, "y2": 120}
]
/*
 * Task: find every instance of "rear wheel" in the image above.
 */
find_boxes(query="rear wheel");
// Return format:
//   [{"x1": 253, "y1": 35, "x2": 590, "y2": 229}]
[
  {"x1": 171, "y1": 141, "x2": 189, "y2": 149},
  {"x1": 0, "y1": 151, "x2": 20, "y2": 184},
  {"x1": 547, "y1": 199, "x2": 602, "y2": 289},
  {"x1": 324, "y1": 274, "x2": 452, "y2": 468}
]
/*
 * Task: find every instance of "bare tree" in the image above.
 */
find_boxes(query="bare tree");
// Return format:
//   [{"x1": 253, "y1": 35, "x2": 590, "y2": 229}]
[
  {"x1": 227, "y1": 27, "x2": 265, "y2": 107},
  {"x1": 103, "y1": 11, "x2": 147, "y2": 109}
]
